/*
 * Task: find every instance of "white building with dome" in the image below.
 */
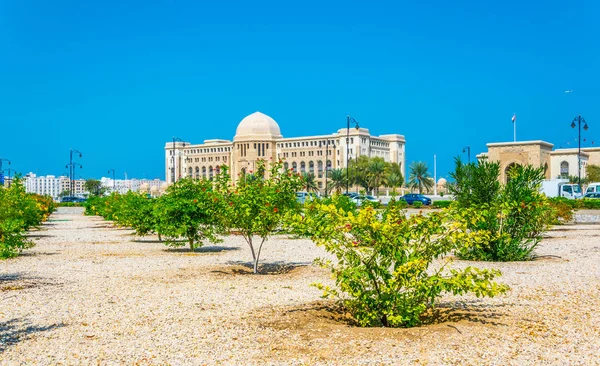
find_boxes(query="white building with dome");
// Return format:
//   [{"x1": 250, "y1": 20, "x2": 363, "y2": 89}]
[{"x1": 165, "y1": 112, "x2": 406, "y2": 193}]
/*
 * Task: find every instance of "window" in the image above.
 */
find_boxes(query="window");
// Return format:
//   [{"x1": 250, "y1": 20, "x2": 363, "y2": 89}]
[{"x1": 560, "y1": 161, "x2": 569, "y2": 177}]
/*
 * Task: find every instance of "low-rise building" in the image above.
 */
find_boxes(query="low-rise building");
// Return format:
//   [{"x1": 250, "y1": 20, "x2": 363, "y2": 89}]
[
  {"x1": 23, "y1": 173, "x2": 86, "y2": 199},
  {"x1": 478, "y1": 141, "x2": 600, "y2": 182}
]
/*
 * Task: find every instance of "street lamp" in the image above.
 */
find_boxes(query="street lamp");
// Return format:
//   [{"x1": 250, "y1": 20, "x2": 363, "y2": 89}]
[
  {"x1": 346, "y1": 115, "x2": 360, "y2": 194},
  {"x1": 67, "y1": 149, "x2": 83, "y2": 196},
  {"x1": 108, "y1": 169, "x2": 116, "y2": 193},
  {"x1": 571, "y1": 115, "x2": 589, "y2": 188},
  {"x1": 172, "y1": 137, "x2": 186, "y2": 183},
  {"x1": 3, "y1": 168, "x2": 16, "y2": 187},
  {"x1": 462, "y1": 146, "x2": 471, "y2": 163},
  {"x1": 0, "y1": 158, "x2": 10, "y2": 186}
]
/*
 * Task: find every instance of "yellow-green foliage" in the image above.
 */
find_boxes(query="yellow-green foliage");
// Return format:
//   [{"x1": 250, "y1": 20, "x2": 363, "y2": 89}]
[{"x1": 292, "y1": 197, "x2": 508, "y2": 327}]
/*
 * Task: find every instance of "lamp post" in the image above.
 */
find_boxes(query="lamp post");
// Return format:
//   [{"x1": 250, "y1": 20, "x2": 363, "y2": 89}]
[
  {"x1": 172, "y1": 137, "x2": 186, "y2": 183},
  {"x1": 462, "y1": 146, "x2": 471, "y2": 163},
  {"x1": 0, "y1": 158, "x2": 10, "y2": 186},
  {"x1": 67, "y1": 149, "x2": 83, "y2": 197},
  {"x1": 571, "y1": 115, "x2": 589, "y2": 188},
  {"x1": 346, "y1": 115, "x2": 360, "y2": 194},
  {"x1": 108, "y1": 169, "x2": 116, "y2": 193},
  {"x1": 3, "y1": 168, "x2": 15, "y2": 187}
]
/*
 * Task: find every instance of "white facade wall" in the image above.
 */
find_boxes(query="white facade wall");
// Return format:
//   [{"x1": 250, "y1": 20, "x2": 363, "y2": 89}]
[
  {"x1": 24, "y1": 173, "x2": 70, "y2": 199},
  {"x1": 550, "y1": 152, "x2": 588, "y2": 179}
]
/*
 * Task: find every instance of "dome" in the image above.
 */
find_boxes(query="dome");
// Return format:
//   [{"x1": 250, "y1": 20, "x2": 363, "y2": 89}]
[
  {"x1": 150, "y1": 186, "x2": 159, "y2": 193},
  {"x1": 234, "y1": 112, "x2": 283, "y2": 141},
  {"x1": 139, "y1": 183, "x2": 149, "y2": 192},
  {"x1": 437, "y1": 178, "x2": 447, "y2": 186}
]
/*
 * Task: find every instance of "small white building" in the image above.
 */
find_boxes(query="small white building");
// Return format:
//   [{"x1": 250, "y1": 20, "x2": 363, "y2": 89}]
[
  {"x1": 550, "y1": 149, "x2": 589, "y2": 179},
  {"x1": 100, "y1": 177, "x2": 165, "y2": 195}
]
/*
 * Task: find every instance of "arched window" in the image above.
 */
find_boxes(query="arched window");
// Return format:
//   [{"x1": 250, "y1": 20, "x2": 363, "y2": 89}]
[
  {"x1": 195, "y1": 167, "x2": 199, "y2": 179},
  {"x1": 326, "y1": 160, "x2": 332, "y2": 170},
  {"x1": 209, "y1": 166, "x2": 214, "y2": 180},
  {"x1": 505, "y1": 163, "x2": 520, "y2": 183},
  {"x1": 300, "y1": 161, "x2": 306, "y2": 173},
  {"x1": 309, "y1": 161, "x2": 315, "y2": 175},
  {"x1": 283, "y1": 162, "x2": 289, "y2": 171},
  {"x1": 202, "y1": 166, "x2": 207, "y2": 179},
  {"x1": 216, "y1": 166, "x2": 221, "y2": 175},
  {"x1": 292, "y1": 162, "x2": 297, "y2": 172},
  {"x1": 317, "y1": 161, "x2": 324, "y2": 178},
  {"x1": 188, "y1": 167, "x2": 192, "y2": 177},
  {"x1": 560, "y1": 161, "x2": 569, "y2": 178}
]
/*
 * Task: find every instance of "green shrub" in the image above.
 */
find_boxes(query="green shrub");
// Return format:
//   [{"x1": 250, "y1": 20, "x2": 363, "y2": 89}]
[
  {"x1": 548, "y1": 199, "x2": 574, "y2": 223},
  {"x1": 432, "y1": 200, "x2": 452, "y2": 209},
  {"x1": 412, "y1": 201, "x2": 423, "y2": 209},
  {"x1": 582, "y1": 199, "x2": 600, "y2": 210},
  {"x1": 0, "y1": 179, "x2": 52, "y2": 258},
  {"x1": 292, "y1": 199, "x2": 508, "y2": 327},
  {"x1": 450, "y1": 160, "x2": 554, "y2": 261},
  {"x1": 154, "y1": 178, "x2": 222, "y2": 251},
  {"x1": 316, "y1": 194, "x2": 358, "y2": 213}
]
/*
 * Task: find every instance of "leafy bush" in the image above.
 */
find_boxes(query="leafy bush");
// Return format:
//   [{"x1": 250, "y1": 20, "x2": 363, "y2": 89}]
[
  {"x1": 548, "y1": 198, "x2": 574, "y2": 223},
  {"x1": 0, "y1": 179, "x2": 54, "y2": 258},
  {"x1": 412, "y1": 201, "x2": 423, "y2": 209},
  {"x1": 316, "y1": 194, "x2": 358, "y2": 214},
  {"x1": 582, "y1": 199, "x2": 600, "y2": 209},
  {"x1": 154, "y1": 178, "x2": 222, "y2": 250},
  {"x1": 432, "y1": 200, "x2": 452, "y2": 209},
  {"x1": 292, "y1": 196, "x2": 508, "y2": 327},
  {"x1": 451, "y1": 162, "x2": 553, "y2": 261}
]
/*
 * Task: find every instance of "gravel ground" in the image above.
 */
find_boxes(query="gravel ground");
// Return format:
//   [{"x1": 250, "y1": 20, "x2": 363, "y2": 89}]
[{"x1": 1, "y1": 207, "x2": 599, "y2": 365}]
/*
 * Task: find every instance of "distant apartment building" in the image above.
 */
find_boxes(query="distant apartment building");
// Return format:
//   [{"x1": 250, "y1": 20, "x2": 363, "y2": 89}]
[
  {"x1": 164, "y1": 112, "x2": 406, "y2": 194},
  {"x1": 100, "y1": 177, "x2": 166, "y2": 195},
  {"x1": 23, "y1": 173, "x2": 86, "y2": 199}
]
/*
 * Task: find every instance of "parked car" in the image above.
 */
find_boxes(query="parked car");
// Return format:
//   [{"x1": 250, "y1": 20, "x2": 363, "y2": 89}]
[
  {"x1": 584, "y1": 192, "x2": 600, "y2": 199},
  {"x1": 399, "y1": 194, "x2": 432, "y2": 206},
  {"x1": 296, "y1": 192, "x2": 318, "y2": 204},
  {"x1": 351, "y1": 195, "x2": 380, "y2": 206},
  {"x1": 60, "y1": 196, "x2": 87, "y2": 203}
]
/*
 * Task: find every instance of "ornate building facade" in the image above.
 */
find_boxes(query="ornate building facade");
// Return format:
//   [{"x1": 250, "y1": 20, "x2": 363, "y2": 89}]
[
  {"x1": 477, "y1": 141, "x2": 600, "y2": 183},
  {"x1": 165, "y1": 112, "x2": 406, "y2": 193}
]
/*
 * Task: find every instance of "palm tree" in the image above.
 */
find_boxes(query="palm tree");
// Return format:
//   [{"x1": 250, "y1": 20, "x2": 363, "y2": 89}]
[
  {"x1": 386, "y1": 172, "x2": 404, "y2": 196},
  {"x1": 367, "y1": 158, "x2": 386, "y2": 195},
  {"x1": 328, "y1": 169, "x2": 346, "y2": 194},
  {"x1": 408, "y1": 161, "x2": 434, "y2": 194},
  {"x1": 301, "y1": 172, "x2": 318, "y2": 193}
]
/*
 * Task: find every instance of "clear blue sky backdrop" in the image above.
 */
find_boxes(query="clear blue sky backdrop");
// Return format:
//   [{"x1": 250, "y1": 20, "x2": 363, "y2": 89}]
[{"x1": 1, "y1": 0, "x2": 598, "y2": 181}]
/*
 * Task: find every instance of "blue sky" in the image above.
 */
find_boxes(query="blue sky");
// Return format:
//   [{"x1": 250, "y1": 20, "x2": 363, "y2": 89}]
[{"x1": 1, "y1": 0, "x2": 598, "y2": 181}]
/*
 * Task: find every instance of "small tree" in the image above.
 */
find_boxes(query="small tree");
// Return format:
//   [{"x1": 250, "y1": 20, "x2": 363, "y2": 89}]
[
  {"x1": 408, "y1": 161, "x2": 434, "y2": 194},
  {"x1": 293, "y1": 196, "x2": 508, "y2": 327},
  {"x1": 84, "y1": 179, "x2": 106, "y2": 196},
  {"x1": 586, "y1": 164, "x2": 600, "y2": 183},
  {"x1": 216, "y1": 160, "x2": 303, "y2": 273},
  {"x1": 154, "y1": 178, "x2": 221, "y2": 251},
  {"x1": 301, "y1": 172, "x2": 318, "y2": 193}
]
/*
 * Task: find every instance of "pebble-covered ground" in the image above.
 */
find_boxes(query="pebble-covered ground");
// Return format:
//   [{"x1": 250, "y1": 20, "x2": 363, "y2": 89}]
[{"x1": 1, "y1": 207, "x2": 599, "y2": 365}]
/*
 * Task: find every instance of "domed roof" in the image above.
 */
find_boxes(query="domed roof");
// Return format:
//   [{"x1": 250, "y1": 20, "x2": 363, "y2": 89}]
[
  {"x1": 234, "y1": 112, "x2": 283, "y2": 141},
  {"x1": 437, "y1": 178, "x2": 447, "y2": 185}
]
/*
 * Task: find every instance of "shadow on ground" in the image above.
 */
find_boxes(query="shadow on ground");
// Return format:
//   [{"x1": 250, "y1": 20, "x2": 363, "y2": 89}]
[
  {"x1": 218, "y1": 261, "x2": 312, "y2": 275},
  {"x1": 0, "y1": 273, "x2": 62, "y2": 292},
  {"x1": 164, "y1": 246, "x2": 240, "y2": 254},
  {"x1": 0, "y1": 318, "x2": 66, "y2": 352}
]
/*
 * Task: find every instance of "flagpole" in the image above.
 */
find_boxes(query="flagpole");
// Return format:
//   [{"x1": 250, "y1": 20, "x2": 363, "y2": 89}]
[{"x1": 513, "y1": 113, "x2": 516, "y2": 142}]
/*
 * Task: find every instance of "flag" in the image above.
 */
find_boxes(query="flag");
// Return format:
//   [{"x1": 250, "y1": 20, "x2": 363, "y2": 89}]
[{"x1": 511, "y1": 113, "x2": 516, "y2": 123}]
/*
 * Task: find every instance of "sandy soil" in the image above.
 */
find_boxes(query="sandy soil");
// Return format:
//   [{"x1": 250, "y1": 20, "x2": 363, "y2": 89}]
[{"x1": 1, "y1": 207, "x2": 599, "y2": 365}]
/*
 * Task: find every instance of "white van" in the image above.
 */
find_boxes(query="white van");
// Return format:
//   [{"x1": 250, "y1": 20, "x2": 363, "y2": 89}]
[{"x1": 585, "y1": 182, "x2": 600, "y2": 195}]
